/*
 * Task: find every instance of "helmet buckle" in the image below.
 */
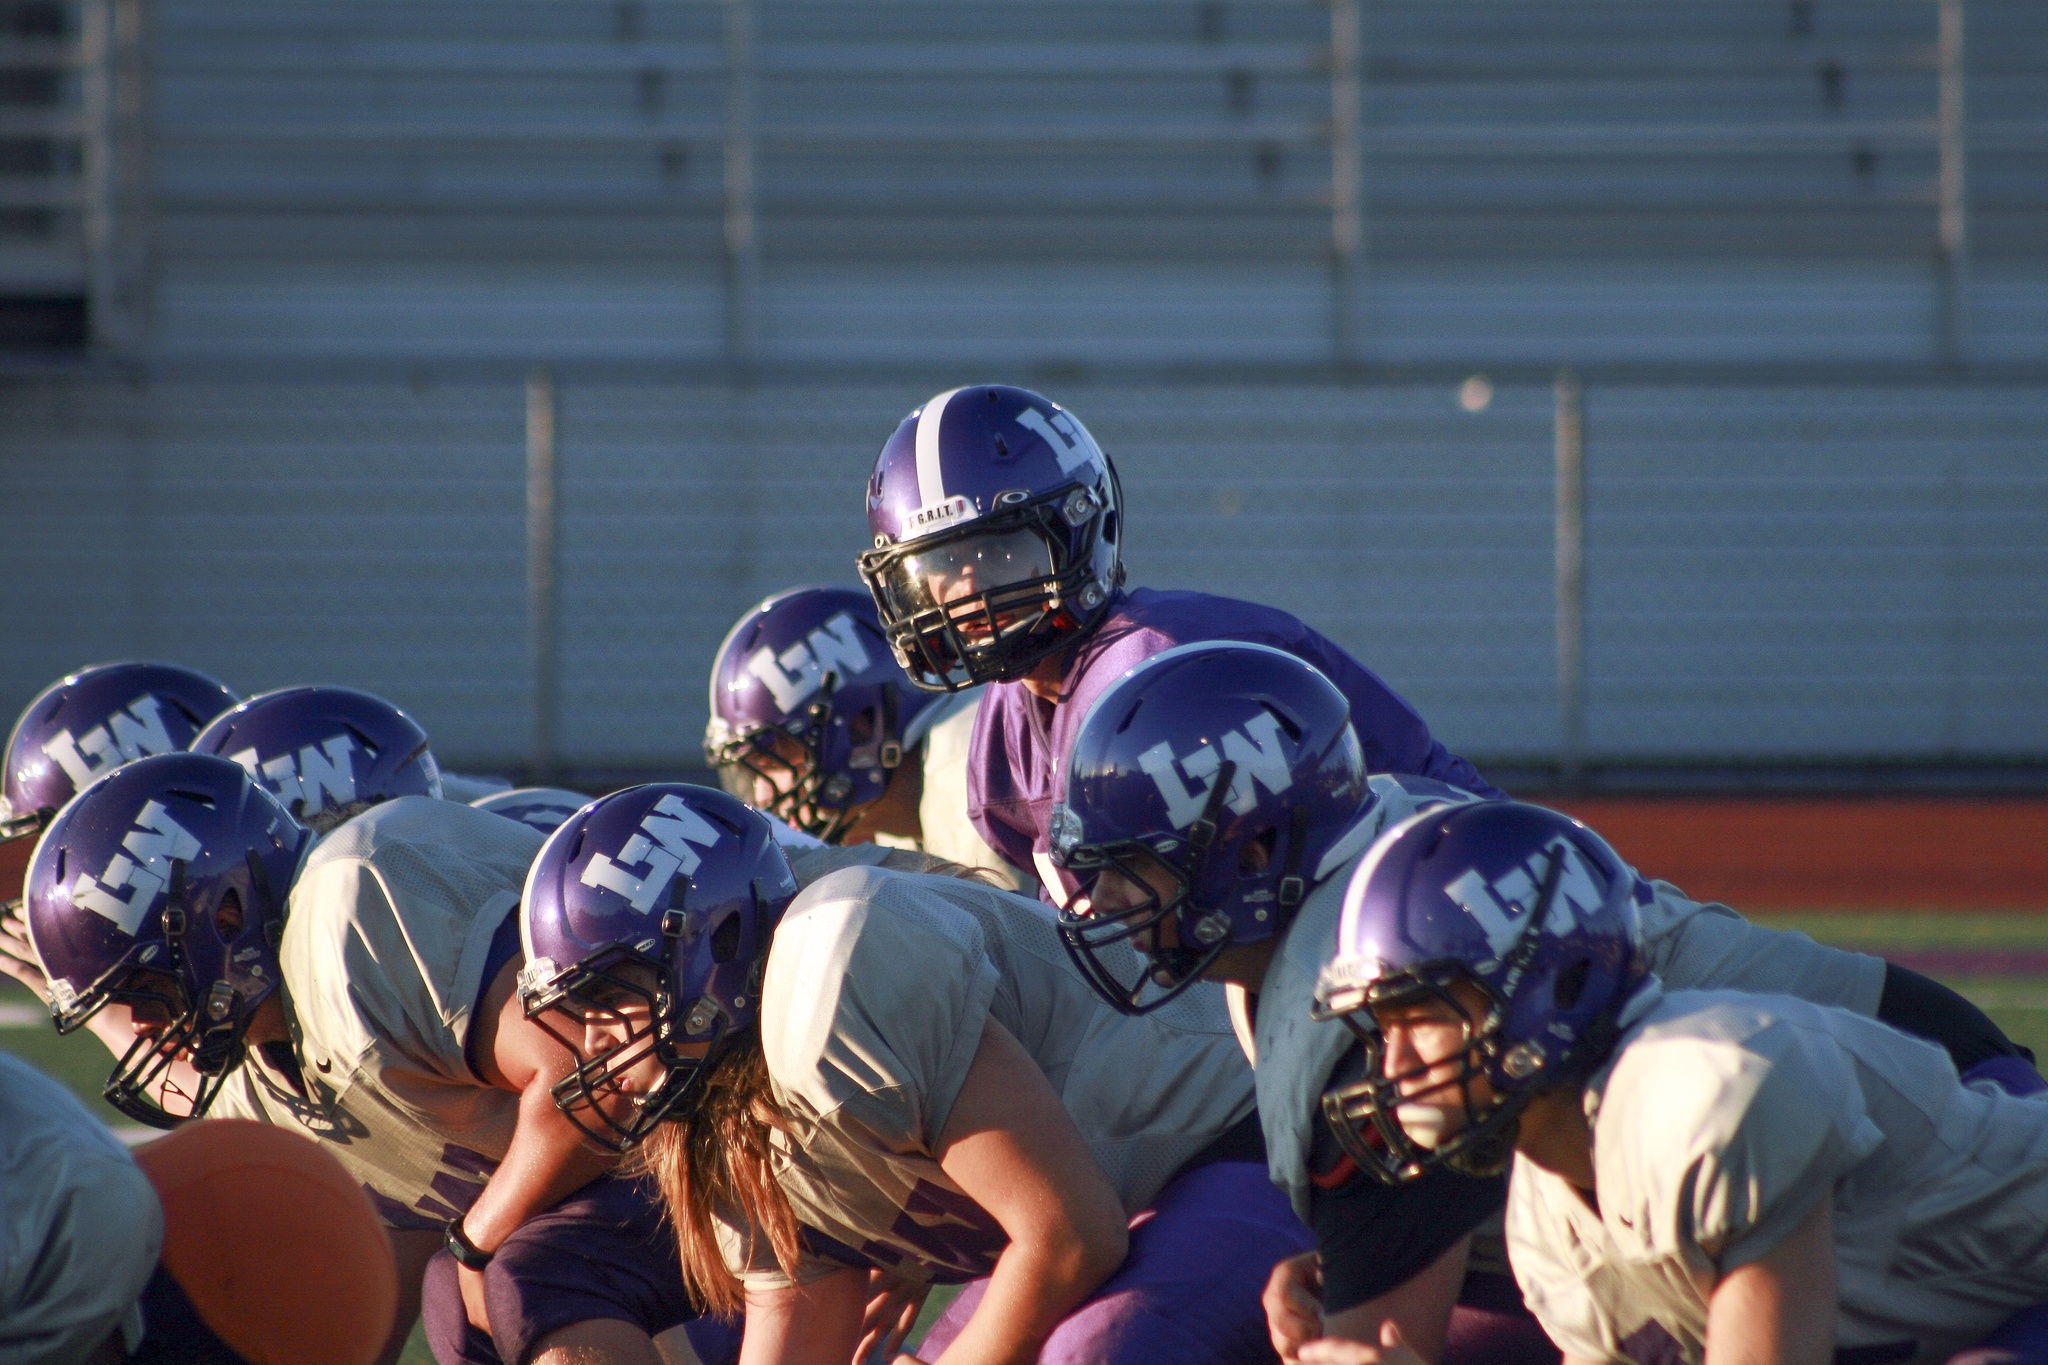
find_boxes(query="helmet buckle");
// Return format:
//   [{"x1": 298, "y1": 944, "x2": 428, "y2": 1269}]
[
  {"x1": 1277, "y1": 875, "x2": 1305, "y2": 909},
  {"x1": 1192, "y1": 912, "x2": 1231, "y2": 946},
  {"x1": 205, "y1": 980, "x2": 235, "y2": 1021},
  {"x1": 1078, "y1": 583, "x2": 1105, "y2": 611},
  {"x1": 682, "y1": 997, "x2": 720, "y2": 1035},
  {"x1": 660, "y1": 907, "x2": 688, "y2": 940},
  {"x1": 879, "y1": 740, "x2": 902, "y2": 769},
  {"x1": 1060, "y1": 488, "x2": 1097, "y2": 526},
  {"x1": 1502, "y1": 1041, "x2": 1544, "y2": 1079}
]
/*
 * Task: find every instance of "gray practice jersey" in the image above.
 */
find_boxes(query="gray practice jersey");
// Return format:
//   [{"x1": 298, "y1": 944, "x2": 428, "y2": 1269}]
[
  {"x1": 725, "y1": 863, "x2": 1255, "y2": 1290},
  {"x1": 1251, "y1": 781, "x2": 1886, "y2": 1224},
  {"x1": 0, "y1": 1052, "x2": 161, "y2": 1364},
  {"x1": 1508, "y1": 984, "x2": 2048, "y2": 1365},
  {"x1": 873, "y1": 690, "x2": 1036, "y2": 896},
  {"x1": 210, "y1": 796, "x2": 544, "y2": 1229}
]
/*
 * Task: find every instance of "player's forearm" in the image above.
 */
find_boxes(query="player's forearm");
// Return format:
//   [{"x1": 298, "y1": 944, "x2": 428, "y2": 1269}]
[
  {"x1": 932, "y1": 1224, "x2": 1125, "y2": 1365},
  {"x1": 1320, "y1": 1234, "x2": 1471, "y2": 1365},
  {"x1": 458, "y1": 1076, "x2": 614, "y2": 1250}
]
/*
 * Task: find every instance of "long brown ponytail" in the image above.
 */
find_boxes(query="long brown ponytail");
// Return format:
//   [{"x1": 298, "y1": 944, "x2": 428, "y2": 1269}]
[
  {"x1": 636, "y1": 1036, "x2": 799, "y2": 1317},
  {"x1": 639, "y1": 850, "x2": 1001, "y2": 1313}
]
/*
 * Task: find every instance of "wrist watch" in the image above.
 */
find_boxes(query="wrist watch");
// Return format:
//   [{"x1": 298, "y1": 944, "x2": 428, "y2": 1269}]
[{"x1": 446, "y1": 1217, "x2": 494, "y2": 1271}]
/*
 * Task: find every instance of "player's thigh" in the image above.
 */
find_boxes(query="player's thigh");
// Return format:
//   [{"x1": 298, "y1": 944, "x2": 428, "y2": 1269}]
[{"x1": 922, "y1": 1160, "x2": 1313, "y2": 1365}]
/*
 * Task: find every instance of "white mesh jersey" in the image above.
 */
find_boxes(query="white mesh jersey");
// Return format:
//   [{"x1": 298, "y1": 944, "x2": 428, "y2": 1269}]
[
  {"x1": 0, "y1": 1052, "x2": 161, "y2": 1365},
  {"x1": 1508, "y1": 984, "x2": 2048, "y2": 1365},
  {"x1": 209, "y1": 796, "x2": 544, "y2": 1229},
  {"x1": 725, "y1": 863, "x2": 1255, "y2": 1289},
  {"x1": 1253, "y1": 783, "x2": 1888, "y2": 1226}
]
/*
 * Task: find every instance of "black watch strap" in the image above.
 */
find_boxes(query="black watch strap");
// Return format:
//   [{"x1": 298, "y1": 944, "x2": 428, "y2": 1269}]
[{"x1": 446, "y1": 1217, "x2": 494, "y2": 1271}]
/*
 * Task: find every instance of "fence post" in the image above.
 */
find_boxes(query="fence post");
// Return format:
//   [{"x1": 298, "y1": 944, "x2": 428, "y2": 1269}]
[
  {"x1": 1936, "y1": 0, "x2": 1969, "y2": 367},
  {"x1": 526, "y1": 366, "x2": 559, "y2": 784},
  {"x1": 1555, "y1": 370, "x2": 1586, "y2": 787},
  {"x1": 1329, "y1": 0, "x2": 1364, "y2": 363},
  {"x1": 723, "y1": 0, "x2": 759, "y2": 374}
]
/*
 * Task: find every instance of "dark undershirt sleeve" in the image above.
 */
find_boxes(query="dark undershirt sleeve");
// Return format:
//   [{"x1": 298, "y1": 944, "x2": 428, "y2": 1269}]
[
  {"x1": 1310, "y1": 1161, "x2": 1508, "y2": 1314},
  {"x1": 1878, "y1": 962, "x2": 2033, "y2": 1069}
]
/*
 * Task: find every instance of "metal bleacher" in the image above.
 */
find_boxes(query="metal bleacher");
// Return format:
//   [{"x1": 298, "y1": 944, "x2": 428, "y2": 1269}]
[
  {"x1": 0, "y1": 1, "x2": 2042, "y2": 782},
  {"x1": 0, "y1": 0, "x2": 2026, "y2": 368}
]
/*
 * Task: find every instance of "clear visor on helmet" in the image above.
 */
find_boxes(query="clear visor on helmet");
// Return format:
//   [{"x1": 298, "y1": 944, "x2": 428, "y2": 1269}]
[{"x1": 875, "y1": 527, "x2": 1059, "y2": 642}]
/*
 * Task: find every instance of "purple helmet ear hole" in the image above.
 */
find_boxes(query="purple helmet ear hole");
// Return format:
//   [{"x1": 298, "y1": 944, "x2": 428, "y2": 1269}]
[
  {"x1": 1554, "y1": 957, "x2": 1590, "y2": 1010},
  {"x1": 710, "y1": 913, "x2": 744, "y2": 964},
  {"x1": 215, "y1": 889, "x2": 244, "y2": 938}
]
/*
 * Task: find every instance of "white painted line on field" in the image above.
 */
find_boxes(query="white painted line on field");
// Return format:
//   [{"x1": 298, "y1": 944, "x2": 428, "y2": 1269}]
[
  {"x1": 0, "y1": 1003, "x2": 47, "y2": 1027},
  {"x1": 113, "y1": 1126, "x2": 157, "y2": 1147}
]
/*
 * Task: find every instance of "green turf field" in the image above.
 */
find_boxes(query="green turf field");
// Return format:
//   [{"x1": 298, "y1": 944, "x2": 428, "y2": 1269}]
[{"x1": 5, "y1": 911, "x2": 2042, "y2": 1364}]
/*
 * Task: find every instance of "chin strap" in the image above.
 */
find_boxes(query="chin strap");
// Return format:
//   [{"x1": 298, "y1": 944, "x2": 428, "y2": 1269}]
[{"x1": 1276, "y1": 805, "x2": 1310, "y2": 911}]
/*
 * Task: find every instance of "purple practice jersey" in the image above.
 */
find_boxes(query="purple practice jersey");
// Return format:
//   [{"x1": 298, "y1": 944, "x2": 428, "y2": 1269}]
[{"x1": 966, "y1": 587, "x2": 1500, "y2": 886}]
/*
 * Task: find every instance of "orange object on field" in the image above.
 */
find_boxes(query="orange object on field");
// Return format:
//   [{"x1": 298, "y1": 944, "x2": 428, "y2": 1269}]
[
  {"x1": 1543, "y1": 797, "x2": 2048, "y2": 912},
  {"x1": 133, "y1": 1118, "x2": 398, "y2": 1365}
]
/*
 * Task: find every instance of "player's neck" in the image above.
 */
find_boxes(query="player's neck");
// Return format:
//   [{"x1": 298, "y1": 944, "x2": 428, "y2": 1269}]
[
  {"x1": 1204, "y1": 939, "x2": 1278, "y2": 991},
  {"x1": 1020, "y1": 643, "x2": 1078, "y2": 703},
  {"x1": 1513, "y1": 1086, "x2": 1597, "y2": 1192},
  {"x1": 840, "y1": 755, "x2": 925, "y2": 845}
]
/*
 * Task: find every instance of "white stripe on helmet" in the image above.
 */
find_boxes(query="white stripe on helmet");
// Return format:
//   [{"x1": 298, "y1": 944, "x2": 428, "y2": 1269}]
[{"x1": 914, "y1": 387, "x2": 965, "y2": 509}]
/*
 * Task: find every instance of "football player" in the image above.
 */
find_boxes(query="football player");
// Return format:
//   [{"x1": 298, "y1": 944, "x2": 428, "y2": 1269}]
[
  {"x1": 852, "y1": 384, "x2": 1501, "y2": 904},
  {"x1": 469, "y1": 786, "x2": 594, "y2": 836},
  {"x1": 189, "y1": 684, "x2": 446, "y2": 832},
  {"x1": 0, "y1": 1047, "x2": 394, "y2": 1365},
  {"x1": 0, "y1": 660, "x2": 239, "y2": 907},
  {"x1": 519, "y1": 784, "x2": 1312, "y2": 1365},
  {"x1": 705, "y1": 585, "x2": 1031, "y2": 890},
  {"x1": 1049, "y1": 643, "x2": 2036, "y2": 1365},
  {"x1": 1, "y1": 752, "x2": 742, "y2": 1365},
  {"x1": 1315, "y1": 799, "x2": 2048, "y2": 1365}
]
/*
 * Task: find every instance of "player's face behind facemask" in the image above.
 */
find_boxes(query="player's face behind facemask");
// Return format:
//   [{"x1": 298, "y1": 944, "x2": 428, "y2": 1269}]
[
  {"x1": 1366, "y1": 976, "x2": 1503, "y2": 1155},
  {"x1": 1062, "y1": 838, "x2": 1261, "y2": 1010},
  {"x1": 527, "y1": 955, "x2": 716, "y2": 1145}
]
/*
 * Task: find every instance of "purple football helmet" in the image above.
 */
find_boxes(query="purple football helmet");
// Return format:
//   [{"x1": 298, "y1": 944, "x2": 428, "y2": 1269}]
[
  {"x1": 519, "y1": 784, "x2": 799, "y2": 1151},
  {"x1": 189, "y1": 685, "x2": 442, "y2": 832},
  {"x1": 1052, "y1": 642, "x2": 1371, "y2": 1013},
  {"x1": 1, "y1": 662, "x2": 240, "y2": 881},
  {"x1": 470, "y1": 786, "x2": 592, "y2": 837},
  {"x1": 1313, "y1": 801, "x2": 1642, "y2": 1184},
  {"x1": 705, "y1": 586, "x2": 946, "y2": 841},
  {"x1": 24, "y1": 752, "x2": 307, "y2": 1128},
  {"x1": 856, "y1": 385, "x2": 1124, "y2": 691}
]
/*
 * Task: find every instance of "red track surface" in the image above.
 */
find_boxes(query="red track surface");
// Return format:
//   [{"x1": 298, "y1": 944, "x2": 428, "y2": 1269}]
[{"x1": 1542, "y1": 798, "x2": 2048, "y2": 912}]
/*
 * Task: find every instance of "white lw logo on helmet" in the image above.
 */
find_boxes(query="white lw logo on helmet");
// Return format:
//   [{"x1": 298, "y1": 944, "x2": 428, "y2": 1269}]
[
  {"x1": 1445, "y1": 838, "x2": 1608, "y2": 957},
  {"x1": 1014, "y1": 408, "x2": 1103, "y2": 476},
  {"x1": 1135, "y1": 712, "x2": 1293, "y2": 830},
  {"x1": 581, "y1": 795, "x2": 725, "y2": 913},
  {"x1": 42, "y1": 694, "x2": 179, "y2": 789},
  {"x1": 226, "y1": 734, "x2": 359, "y2": 817},
  {"x1": 744, "y1": 612, "x2": 872, "y2": 713},
  {"x1": 70, "y1": 800, "x2": 203, "y2": 935}
]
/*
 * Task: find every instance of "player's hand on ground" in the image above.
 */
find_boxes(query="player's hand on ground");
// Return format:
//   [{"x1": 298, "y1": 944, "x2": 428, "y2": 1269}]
[
  {"x1": 856, "y1": 1269, "x2": 929, "y2": 1365},
  {"x1": 0, "y1": 903, "x2": 50, "y2": 1001},
  {"x1": 1265, "y1": 1249, "x2": 1325, "y2": 1361},
  {"x1": 1298, "y1": 1320, "x2": 1430, "y2": 1365}
]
